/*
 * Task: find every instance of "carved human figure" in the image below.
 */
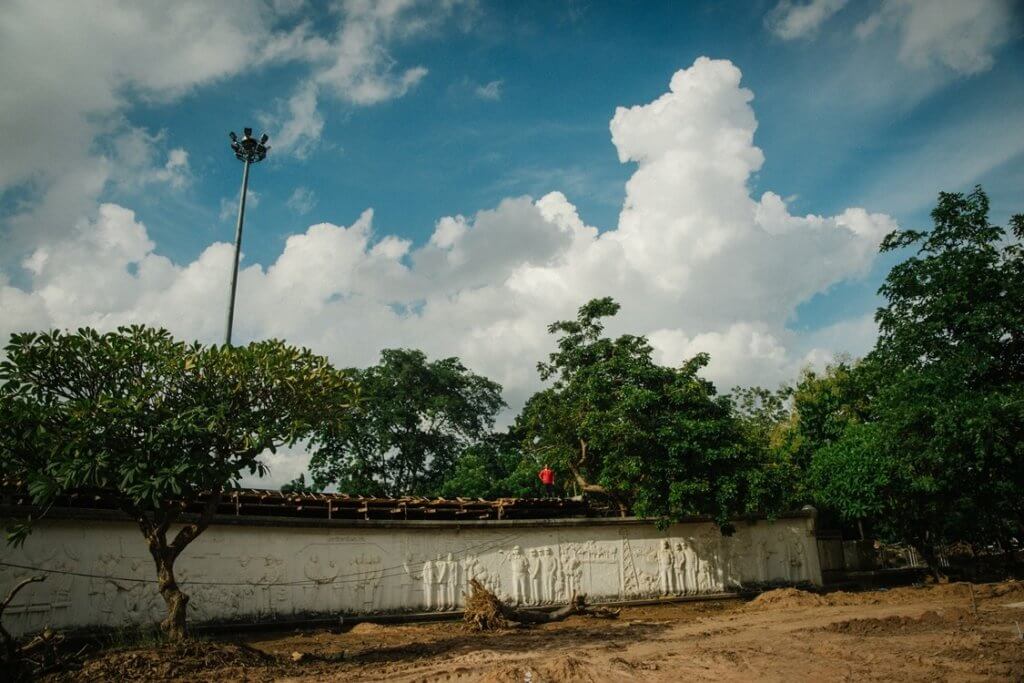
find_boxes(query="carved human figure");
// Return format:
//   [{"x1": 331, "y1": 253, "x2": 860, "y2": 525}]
[
  {"x1": 46, "y1": 554, "x2": 76, "y2": 618},
  {"x1": 433, "y1": 554, "x2": 448, "y2": 610},
  {"x1": 462, "y1": 554, "x2": 480, "y2": 583},
  {"x1": 788, "y1": 539, "x2": 806, "y2": 582},
  {"x1": 421, "y1": 555, "x2": 437, "y2": 610},
  {"x1": 773, "y1": 531, "x2": 790, "y2": 581},
  {"x1": 350, "y1": 555, "x2": 381, "y2": 610},
  {"x1": 565, "y1": 551, "x2": 583, "y2": 597},
  {"x1": 696, "y1": 542, "x2": 711, "y2": 593},
  {"x1": 90, "y1": 553, "x2": 124, "y2": 621},
  {"x1": 528, "y1": 549, "x2": 542, "y2": 604},
  {"x1": 445, "y1": 553, "x2": 459, "y2": 609},
  {"x1": 702, "y1": 548, "x2": 717, "y2": 591},
  {"x1": 263, "y1": 556, "x2": 289, "y2": 614},
  {"x1": 758, "y1": 540, "x2": 771, "y2": 583},
  {"x1": 463, "y1": 554, "x2": 494, "y2": 596},
  {"x1": 507, "y1": 546, "x2": 530, "y2": 605},
  {"x1": 403, "y1": 554, "x2": 419, "y2": 607},
  {"x1": 673, "y1": 543, "x2": 688, "y2": 595},
  {"x1": 657, "y1": 540, "x2": 676, "y2": 595},
  {"x1": 684, "y1": 538, "x2": 699, "y2": 594},
  {"x1": 302, "y1": 552, "x2": 339, "y2": 610},
  {"x1": 543, "y1": 548, "x2": 559, "y2": 603},
  {"x1": 720, "y1": 536, "x2": 740, "y2": 589}
]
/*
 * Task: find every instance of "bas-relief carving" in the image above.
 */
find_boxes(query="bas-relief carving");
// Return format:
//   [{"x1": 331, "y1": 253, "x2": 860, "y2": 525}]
[
  {"x1": 0, "y1": 517, "x2": 822, "y2": 636},
  {"x1": 494, "y1": 544, "x2": 575, "y2": 607},
  {"x1": 351, "y1": 553, "x2": 383, "y2": 611},
  {"x1": 443, "y1": 553, "x2": 460, "y2": 609},
  {"x1": 463, "y1": 553, "x2": 499, "y2": 597},
  {"x1": 542, "y1": 548, "x2": 560, "y2": 604},
  {"x1": 502, "y1": 546, "x2": 530, "y2": 605},
  {"x1": 1, "y1": 543, "x2": 77, "y2": 633},
  {"x1": 562, "y1": 548, "x2": 583, "y2": 599}
]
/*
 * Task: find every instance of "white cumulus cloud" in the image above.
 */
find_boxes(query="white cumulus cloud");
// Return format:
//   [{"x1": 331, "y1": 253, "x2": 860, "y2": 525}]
[
  {"x1": 767, "y1": 0, "x2": 848, "y2": 40},
  {"x1": 856, "y1": 0, "x2": 1014, "y2": 75},
  {"x1": 0, "y1": 0, "x2": 465, "y2": 255},
  {"x1": 286, "y1": 187, "x2": 318, "y2": 215},
  {"x1": 475, "y1": 80, "x2": 504, "y2": 101},
  {"x1": 1, "y1": 57, "x2": 895, "y2": 486}
]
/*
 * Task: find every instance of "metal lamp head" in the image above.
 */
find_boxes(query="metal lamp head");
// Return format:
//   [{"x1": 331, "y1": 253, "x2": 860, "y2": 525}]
[{"x1": 229, "y1": 127, "x2": 269, "y2": 163}]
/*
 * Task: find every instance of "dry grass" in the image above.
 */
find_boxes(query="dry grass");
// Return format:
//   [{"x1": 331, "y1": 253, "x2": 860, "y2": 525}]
[{"x1": 463, "y1": 578, "x2": 511, "y2": 631}]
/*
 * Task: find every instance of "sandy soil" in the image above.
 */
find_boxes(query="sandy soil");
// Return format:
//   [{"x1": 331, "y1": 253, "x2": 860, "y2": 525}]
[{"x1": 50, "y1": 581, "x2": 1024, "y2": 682}]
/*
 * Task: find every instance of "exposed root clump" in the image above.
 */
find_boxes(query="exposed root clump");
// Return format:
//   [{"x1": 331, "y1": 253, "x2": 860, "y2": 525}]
[
  {"x1": 463, "y1": 578, "x2": 619, "y2": 631},
  {"x1": 464, "y1": 579, "x2": 512, "y2": 631}
]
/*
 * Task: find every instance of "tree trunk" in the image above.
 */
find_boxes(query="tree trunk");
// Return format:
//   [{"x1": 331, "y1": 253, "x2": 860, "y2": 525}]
[
  {"x1": 918, "y1": 545, "x2": 948, "y2": 583},
  {"x1": 0, "y1": 576, "x2": 45, "y2": 666},
  {"x1": 464, "y1": 578, "x2": 618, "y2": 630},
  {"x1": 154, "y1": 551, "x2": 189, "y2": 641},
  {"x1": 129, "y1": 490, "x2": 223, "y2": 642},
  {"x1": 567, "y1": 461, "x2": 628, "y2": 516}
]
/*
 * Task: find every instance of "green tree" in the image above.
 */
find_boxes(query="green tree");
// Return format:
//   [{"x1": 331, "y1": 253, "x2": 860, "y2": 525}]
[
  {"x1": 729, "y1": 384, "x2": 804, "y2": 514},
  {"x1": 729, "y1": 366, "x2": 880, "y2": 526},
  {"x1": 776, "y1": 362, "x2": 871, "y2": 465},
  {"x1": 281, "y1": 473, "x2": 315, "y2": 494},
  {"x1": 811, "y1": 187, "x2": 1024, "y2": 573},
  {"x1": 730, "y1": 385, "x2": 793, "y2": 444},
  {"x1": 308, "y1": 348, "x2": 505, "y2": 497},
  {"x1": 518, "y1": 298, "x2": 776, "y2": 526},
  {"x1": 807, "y1": 422, "x2": 894, "y2": 530},
  {"x1": 438, "y1": 432, "x2": 543, "y2": 499},
  {"x1": 0, "y1": 327, "x2": 354, "y2": 639}
]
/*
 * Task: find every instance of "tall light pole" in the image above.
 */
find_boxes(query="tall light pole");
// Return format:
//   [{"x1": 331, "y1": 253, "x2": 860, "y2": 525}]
[{"x1": 225, "y1": 127, "x2": 269, "y2": 346}]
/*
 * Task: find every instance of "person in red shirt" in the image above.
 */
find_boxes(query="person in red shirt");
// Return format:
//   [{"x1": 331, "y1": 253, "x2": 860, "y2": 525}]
[{"x1": 538, "y1": 464, "x2": 555, "y2": 498}]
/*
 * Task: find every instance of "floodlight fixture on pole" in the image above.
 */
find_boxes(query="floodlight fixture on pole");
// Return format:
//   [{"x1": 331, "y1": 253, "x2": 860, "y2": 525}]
[{"x1": 225, "y1": 127, "x2": 270, "y2": 346}]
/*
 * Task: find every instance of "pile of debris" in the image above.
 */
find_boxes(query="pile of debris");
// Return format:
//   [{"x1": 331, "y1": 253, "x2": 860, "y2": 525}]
[
  {"x1": 463, "y1": 578, "x2": 619, "y2": 631},
  {"x1": 1, "y1": 576, "x2": 84, "y2": 680}
]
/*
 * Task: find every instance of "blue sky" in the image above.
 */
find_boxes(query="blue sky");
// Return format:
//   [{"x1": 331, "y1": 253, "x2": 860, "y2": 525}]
[
  {"x1": 2, "y1": 0, "x2": 1022, "y2": 484},
  {"x1": 101, "y1": 0, "x2": 1023, "y2": 333},
  {"x1": 1, "y1": 0, "x2": 1022, "y2": 429}
]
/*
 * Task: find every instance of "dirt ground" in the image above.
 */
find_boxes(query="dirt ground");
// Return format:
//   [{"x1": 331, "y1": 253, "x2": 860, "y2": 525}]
[{"x1": 48, "y1": 580, "x2": 1024, "y2": 682}]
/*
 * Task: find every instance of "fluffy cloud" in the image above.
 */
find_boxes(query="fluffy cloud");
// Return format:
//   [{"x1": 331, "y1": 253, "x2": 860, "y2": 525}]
[
  {"x1": 856, "y1": 0, "x2": 1014, "y2": 75},
  {"x1": 0, "y1": 0, "x2": 462, "y2": 255},
  {"x1": 766, "y1": 0, "x2": 848, "y2": 40},
  {"x1": 766, "y1": 0, "x2": 1016, "y2": 113},
  {"x1": 3, "y1": 58, "x2": 893, "y2": 434},
  {"x1": 0, "y1": 1, "x2": 289, "y2": 255},
  {"x1": 313, "y1": 0, "x2": 439, "y2": 105},
  {"x1": 475, "y1": 80, "x2": 504, "y2": 101},
  {"x1": 108, "y1": 128, "x2": 192, "y2": 191},
  {"x1": 263, "y1": 81, "x2": 326, "y2": 160},
  {"x1": 264, "y1": 0, "x2": 469, "y2": 156},
  {"x1": 286, "y1": 187, "x2": 318, "y2": 215},
  {"x1": 220, "y1": 191, "x2": 262, "y2": 223},
  {"x1": 767, "y1": 0, "x2": 1014, "y2": 71}
]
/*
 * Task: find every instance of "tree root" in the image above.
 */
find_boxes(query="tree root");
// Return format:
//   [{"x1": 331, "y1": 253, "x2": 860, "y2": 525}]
[
  {"x1": 0, "y1": 576, "x2": 82, "y2": 680},
  {"x1": 463, "y1": 578, "x2": 619, "y2": 631}
]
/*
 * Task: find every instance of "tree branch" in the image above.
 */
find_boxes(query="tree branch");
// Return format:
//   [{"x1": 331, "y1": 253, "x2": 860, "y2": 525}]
[
  {"x1": 168, "y1": 488, "x2": 222, "y2": 558},
  {"x1": 569, "y1": 440, "x2": 628, "y2": 516},
  {"x1": 0, "y1": 576, "x2": 45, "y2": 662}
]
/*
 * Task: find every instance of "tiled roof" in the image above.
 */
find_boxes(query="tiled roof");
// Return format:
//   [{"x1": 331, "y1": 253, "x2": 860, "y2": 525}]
[{"x1": 0, "y1": 483, "x2": 597, "y2": 521}]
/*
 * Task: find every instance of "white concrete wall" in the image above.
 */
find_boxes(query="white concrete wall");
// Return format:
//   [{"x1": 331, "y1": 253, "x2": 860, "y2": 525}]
[{"x1": 0, "y1": 514, "x2": 820, "y2": 636}]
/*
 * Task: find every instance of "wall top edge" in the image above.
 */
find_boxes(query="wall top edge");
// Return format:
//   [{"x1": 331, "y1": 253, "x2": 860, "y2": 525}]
[{"x1": 0, "y1": 504, "x2": 816, "y2": 531}]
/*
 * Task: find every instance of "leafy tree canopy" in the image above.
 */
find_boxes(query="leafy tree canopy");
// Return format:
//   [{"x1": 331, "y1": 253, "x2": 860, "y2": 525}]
[
  {"x1": 0, "y1": 327, "x2": 355, "y2": 638},
  {"x1": 438, "y1": 432, "x2": 544, "y2": 500},
  {"x1": 517, "y1": 297, "x2": 781, "y2": 527},
  {"x1": 308, "y1": 348, "x2": 505, "y2": 497},
  {"x1": 810, "y1": 187, "x2": 1024, "y2": 567}
]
